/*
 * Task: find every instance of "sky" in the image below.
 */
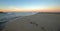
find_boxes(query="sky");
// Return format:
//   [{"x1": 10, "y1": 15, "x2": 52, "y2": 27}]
[{"x1": 0, "y1": 0, "x2": 60, "y2": 12}]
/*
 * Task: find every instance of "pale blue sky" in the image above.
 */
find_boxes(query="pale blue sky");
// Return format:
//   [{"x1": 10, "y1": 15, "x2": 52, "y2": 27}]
[{"x1": 0, "y1": 0, "x2": 60, "y2": 9}]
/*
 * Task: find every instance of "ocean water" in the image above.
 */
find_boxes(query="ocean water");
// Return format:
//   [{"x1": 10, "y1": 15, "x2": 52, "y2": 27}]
[
  {"x1": 7, "y1": 12, "x2": 38, "y2": 16},
  {"x1": 0, "y1": 12, "x2": 37, "y2": 22}
]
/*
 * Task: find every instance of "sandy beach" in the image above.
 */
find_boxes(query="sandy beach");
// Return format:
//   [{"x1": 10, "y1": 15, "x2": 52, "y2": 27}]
[{"x1": 2, "y1": 13, "x2": 60, "y2": 31}]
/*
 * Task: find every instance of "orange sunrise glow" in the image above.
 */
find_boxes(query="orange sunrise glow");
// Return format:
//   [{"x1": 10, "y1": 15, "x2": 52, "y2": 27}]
[{"x1": 0, "y1": 7, "x2": 60, "y2": 12}]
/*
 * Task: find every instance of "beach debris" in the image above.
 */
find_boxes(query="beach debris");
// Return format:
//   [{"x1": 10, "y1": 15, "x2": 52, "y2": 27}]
[
  {"x1": 41, "y1": 27, "x2": 45, "y2": 30},
  {"x1": 30, "y1": 22, "x2": 38, "y2": 26}
]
